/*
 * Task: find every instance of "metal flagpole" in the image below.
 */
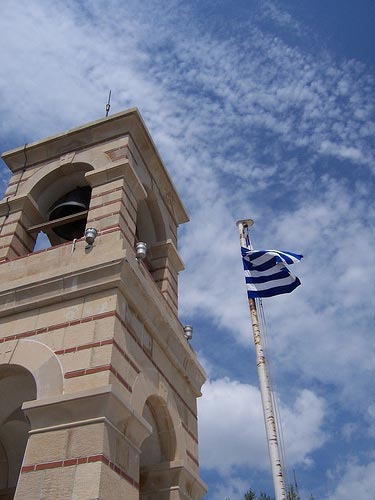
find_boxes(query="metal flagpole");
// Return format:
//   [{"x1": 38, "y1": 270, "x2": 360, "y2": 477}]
[{"x1": 236, "y1": 219, "x2": 287, "y2": 500}]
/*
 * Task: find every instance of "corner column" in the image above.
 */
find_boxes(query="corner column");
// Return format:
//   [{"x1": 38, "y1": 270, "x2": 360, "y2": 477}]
[
  {"x1": 148, "y1": 240, "x2": 184, "y2": 315},
  {"x1": 0, "y1": 195, "x2": 42, "y2": 261},
  {"x1": 15, "y1": 387, "x2": 151, "y2": 500},
  {"x1": 85, "y1": 160, "x2": 147, "y2": 250}
]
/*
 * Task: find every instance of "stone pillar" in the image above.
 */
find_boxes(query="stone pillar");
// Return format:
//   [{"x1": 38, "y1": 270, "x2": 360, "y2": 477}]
[
  {"x1": 148, "y1": 240, "x2": 184, "y2": 316},
  {"x1": 0, "y1": 195, "x2": 41, "y2": 262},
  {"x1": 85, "y1": 160, "x2": 147, "y2": 250},
  {"x1": 16, "y1": 387, "x2": 150, "y2": 500}
]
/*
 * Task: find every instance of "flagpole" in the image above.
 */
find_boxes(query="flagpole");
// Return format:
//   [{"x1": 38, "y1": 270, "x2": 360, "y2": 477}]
[{"x1": 237, "y1": 219, "x2": 287, "y2": 500}]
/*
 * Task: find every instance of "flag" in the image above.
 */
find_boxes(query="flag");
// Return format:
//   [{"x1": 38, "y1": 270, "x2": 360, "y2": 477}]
[{"x1": 241, "y1": 248, "x2": 303, "y2": 298}]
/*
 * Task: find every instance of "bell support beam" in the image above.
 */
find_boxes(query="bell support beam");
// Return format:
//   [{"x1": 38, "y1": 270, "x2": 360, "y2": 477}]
[{"x1": 27, "y1": 210, "x2": 88, "y2": 234}]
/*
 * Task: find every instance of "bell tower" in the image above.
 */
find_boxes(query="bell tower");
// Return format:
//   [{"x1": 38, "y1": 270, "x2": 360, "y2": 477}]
[{"x1": 0, "y1": 109, "x2": 207, "y2": 500}]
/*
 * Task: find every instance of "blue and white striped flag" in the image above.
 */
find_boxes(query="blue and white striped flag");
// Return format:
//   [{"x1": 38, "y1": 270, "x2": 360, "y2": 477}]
[{"x1": 241, "y1": 248, "x2": 303, "y2": 298}]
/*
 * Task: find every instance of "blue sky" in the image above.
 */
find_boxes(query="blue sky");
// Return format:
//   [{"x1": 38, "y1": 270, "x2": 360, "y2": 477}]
[{"x1": 0, "y1": 1, "x2": 374, "y2": 499}]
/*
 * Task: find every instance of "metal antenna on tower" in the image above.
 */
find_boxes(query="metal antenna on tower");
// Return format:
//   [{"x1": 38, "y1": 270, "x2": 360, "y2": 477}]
[{"x1": 105, "y1": 90, "x2": 112, "y2": 117}]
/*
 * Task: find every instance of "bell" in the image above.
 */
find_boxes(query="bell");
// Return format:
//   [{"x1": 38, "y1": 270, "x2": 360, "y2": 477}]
[{"x1": 48, "y1": 186, "x2": 91, "y2": 240}]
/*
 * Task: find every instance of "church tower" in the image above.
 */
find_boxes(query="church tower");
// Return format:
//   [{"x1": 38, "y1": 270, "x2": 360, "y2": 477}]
[{"x1": 0, "y1": 109, "x2": 207, "y2": 500}]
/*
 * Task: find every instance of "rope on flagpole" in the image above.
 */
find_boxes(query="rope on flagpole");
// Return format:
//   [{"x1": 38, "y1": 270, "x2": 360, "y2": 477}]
[{"x1": 258, "y1": 298, "x2": 291, "y2": 497}]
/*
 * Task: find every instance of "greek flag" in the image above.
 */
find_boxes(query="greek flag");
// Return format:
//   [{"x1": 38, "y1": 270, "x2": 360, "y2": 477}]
[{"x1": 242, "y1": 248, "x2": 303, "y2": 298}]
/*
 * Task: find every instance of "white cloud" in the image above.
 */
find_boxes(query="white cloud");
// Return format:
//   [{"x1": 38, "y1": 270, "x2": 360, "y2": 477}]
[
  {"x1": 329, "y1": 461, "x2": 375, "y2": 500},
  {"x1": 198, "y1": 379, "x2": 326, "y2": 474},
  {"x1": 198, "y1": 378, "x2": 267, "y2": 474},
  {"x1": 209, "y1": 476, "x2": 251, "y2": 500},
  {"x1": 319, "y1": 140, "x2": 365, "y2": 162},
  {"x1": 281, "y1": 390, "x2": 327, "y2": 467}
]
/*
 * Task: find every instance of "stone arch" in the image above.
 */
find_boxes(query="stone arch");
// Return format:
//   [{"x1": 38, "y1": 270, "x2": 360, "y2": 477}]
[
  {"x1": 140, "y1": 395, "x2": 177, "y2": 467},
  {"x1": 136, "y1": 186, "x2": 167, "y2": 246},
  {"x1": 24, "y1": 161, "x2": 94, "y2": 207},
  {"x1": 26, "y1": 162, "x2": 94, "y2": 247},
  {"x1": 139, "y1": 394, "x2": 179, "y2": 498},
  {"x1": 0, "y1": 364, "x2": 36, "y2": 499},
  {"x1": 130, "y1": 371, "x2": 185, "y2": 456},
  {"x1": 0, "y1": 339, "x2": 63, "y2": 399}
]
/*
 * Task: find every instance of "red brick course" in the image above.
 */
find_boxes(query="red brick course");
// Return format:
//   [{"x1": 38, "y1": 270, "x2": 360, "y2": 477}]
[{"x1": 21, "y1": 453, "x2": 139, "y2": 489}]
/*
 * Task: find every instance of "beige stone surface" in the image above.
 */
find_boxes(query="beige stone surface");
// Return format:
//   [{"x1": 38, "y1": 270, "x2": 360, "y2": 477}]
[
  {"x1": 35, "y1": 299, "x2": 84, "y2": 330},
  {"x1": 14, "y1": 471, "x2": 43, "y2": 500},
  {"x1": 23, "y1": 429, "x2": 68, "y2": 464},
  {"x1": 63, "y1": 322, "x2": 96, "y2": 349},
  {"x1": 99, "y1": 463, "x2": 138, "y2": 500},
  {"x1": 82, "y1": 290, "x2": 117, "y2": 318},
  {"x1": 33, "y1": 329, "x2": 65, "y2": 352},
  {"x1": 64, "y1": 370, "x2": 111, "y2": 394},
  {"x1": 93, "y1": 316, "x2": 117, "y2": 343},
  {"x1": 66, "y1": 424, "x2": 105, "y2": 458},
  {"x1": 60, "y1": 349, "x2": 93, "y2": 373},
  {"x1": 40, "y1": 466, "x2": 75, "y2": 500},
  {"x1": 72, "y1": 462, "x2": 102, "y2": 500},
  {"x1": 90, "y1": 343, "x2": 112, "y2": 368}
]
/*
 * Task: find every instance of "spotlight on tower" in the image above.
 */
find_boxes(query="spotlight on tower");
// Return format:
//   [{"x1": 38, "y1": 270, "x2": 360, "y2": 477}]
[
  {"x1": 135, "y1": 242, "x2": 147, "y2": 261},
  {"x1": 84, "y1": 227, "x2": 97, "y2": 246},
  {"x1": 183, "y1": 325, "x2": 193, "y2": 340}
]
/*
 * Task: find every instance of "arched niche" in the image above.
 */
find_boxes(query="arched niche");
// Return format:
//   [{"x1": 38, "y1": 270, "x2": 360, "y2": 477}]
[
  {"x1": 0, "y1": 365, "x2": 36, "y2": 499},
  {"x1": 140, "y1": 395, "x2": 176, "y2": 468},
  {"x1": 139, "y1": 395, "x2": 177, "y2": 496},
  {"x1": 136, "y1": 187, "x2": 167, "y2": 247}
]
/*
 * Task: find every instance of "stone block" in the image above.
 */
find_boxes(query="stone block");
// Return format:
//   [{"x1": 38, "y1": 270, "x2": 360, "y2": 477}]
[
  {"x1": 35, "y1": 329, "x2": 65, "y2": 352},
  {"x1": 72, "y1": 462, "x2": 101, "y2": 500},
  {"x1": 88, "y1": 201, "x2": 123, "y2": 222},
  {"x1": 14, "y1": 470, "x2": 43, "y2": 500},
  {"x1": 99, "y1": 462, "x2": 138, "y2": 500},
  {"x1": 35, "y1": 298, "x2": 84, "y2": 330},
  {"x1": 90, "y1": 343, "x2": 112, "y2": 368},
  {"x1": 93, "y1": 316, "x2": 116, "y2": 342},
  {"x1": 60, "y1": 349, "x2": 92, "y2": 373},
  {"x1": 23, "y1": 429, "x2": 68, "y2": 464},
  {"x1": 82, "y1": 290, "x2": 117, "y2": 318},
  {"x1": 40, "y1": 466, "x2": 75, "y2": 500},
  {"x1": 63, "y1": 322, "x2": 96, "y2": 349},
  {"x1": 64, "y1": 370, "x2": 111, "y2": 394},
  {"x1": 0, "y1": 310, "x2": 37, "y2": 339},
  {"x1": 65, "y1": 423, "x2": 105, "y2": 458}
]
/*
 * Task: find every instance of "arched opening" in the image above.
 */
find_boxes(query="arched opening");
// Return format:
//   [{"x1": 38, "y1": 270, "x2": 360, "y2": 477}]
[
  {"x1": 136, "y1": 189, "x2": 166, "y2": 248},
  {"x1": 139, "y1": 396, "x2": 176, "y2": 497},
  {"x1": 0, "y1": 365, "x2": 37, "y2": 500},
  {"x1": 29, "y1": 162, "x2": 94, "y2": 249}
]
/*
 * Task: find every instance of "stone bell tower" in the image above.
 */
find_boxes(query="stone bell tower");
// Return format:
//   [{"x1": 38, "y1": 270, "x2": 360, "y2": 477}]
[{"x1": 0, "y1": 109, "x2": 207, "y2": 500}]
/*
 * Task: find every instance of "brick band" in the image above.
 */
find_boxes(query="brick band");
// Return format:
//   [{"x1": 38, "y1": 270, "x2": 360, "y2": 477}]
[
  {"x1": 65, "y1": 364, "x2": 132, "y2": 393},
  {"x1": 21, "y1": 453, "x2": 139, "y2": 489}
]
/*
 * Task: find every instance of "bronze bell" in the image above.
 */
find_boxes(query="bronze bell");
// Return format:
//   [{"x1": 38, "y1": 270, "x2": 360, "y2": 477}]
[{"x1": 48, "y1": 186, "x2": 91, "y2": 240}]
